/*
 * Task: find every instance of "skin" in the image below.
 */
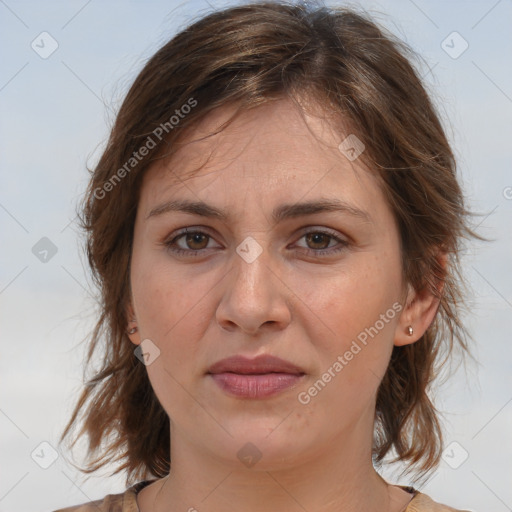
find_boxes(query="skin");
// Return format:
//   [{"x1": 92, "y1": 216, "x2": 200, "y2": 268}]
[{"x1": 127, "y1": 97, "x2": 443, "y2": 512}]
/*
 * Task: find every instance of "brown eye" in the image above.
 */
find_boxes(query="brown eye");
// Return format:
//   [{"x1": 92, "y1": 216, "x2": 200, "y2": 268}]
[
  {"x1": 183, "y1": 232, "x2": 209, "y2": 250},
  {"x1": 164, "y1": 228, "x2": 348, "y2": 259},
  {"x1": 294, "y1": 229, "x2": 349, "y2": 257},
  {"x1": 164, "y1": 229, "x2": 220, "y2": 257},
  {"x1": 305, "y1": 232, "x2": 333, "y2": 250}
]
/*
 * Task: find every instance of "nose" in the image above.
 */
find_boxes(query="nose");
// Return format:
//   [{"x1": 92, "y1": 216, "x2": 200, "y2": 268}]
[{"x1": 215, "y1": 243, "x2": 292, "y2": 335}]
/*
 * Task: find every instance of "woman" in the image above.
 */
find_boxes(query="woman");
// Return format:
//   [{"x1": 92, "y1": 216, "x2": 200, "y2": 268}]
[{"x1": 55, "y1": 1, "x2": 479, "y2": 510}]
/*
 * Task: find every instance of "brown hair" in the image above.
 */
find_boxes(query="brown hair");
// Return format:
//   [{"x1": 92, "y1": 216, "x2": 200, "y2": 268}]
[{"x1": 60, "y1": 0, "x2": 482, "y2": 485}]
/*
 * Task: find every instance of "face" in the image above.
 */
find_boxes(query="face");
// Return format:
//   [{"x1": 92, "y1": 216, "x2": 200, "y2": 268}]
[{"x1": 128, "y1": 97, "x2": 413, "y2": 470}]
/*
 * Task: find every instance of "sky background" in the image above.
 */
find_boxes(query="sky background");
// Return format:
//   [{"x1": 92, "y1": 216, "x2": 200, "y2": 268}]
[{"x1": 0, "y1": 0, "x2": 511, "y2": 511}]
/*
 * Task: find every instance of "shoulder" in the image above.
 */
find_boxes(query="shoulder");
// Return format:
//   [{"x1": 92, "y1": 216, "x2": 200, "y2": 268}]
[
  {"x1": 51, "y1": 490, "x2": 134, "y2": 512},
  {"x1": 52, "y1": 492, "x2": 126, "y2": 512},
  {"x1": 407, "y1": 492, "x2": 473, "y2": 512},
  {"x1": 52, "y1": 481, "x2": 149, "y2": 512}
]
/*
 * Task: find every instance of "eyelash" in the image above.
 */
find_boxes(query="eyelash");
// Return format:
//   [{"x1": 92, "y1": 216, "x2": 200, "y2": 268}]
[{"x1": 163, "y1": 227, "x2": 349, "y2": 258}]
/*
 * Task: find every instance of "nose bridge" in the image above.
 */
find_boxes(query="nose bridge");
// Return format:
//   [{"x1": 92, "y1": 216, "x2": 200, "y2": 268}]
[
  {"x1": 231, "y1": 236, "x2": 273, "y2": 305},
  {"x1": 216, "y1": 235, "x2": 290, "y2": 333}
]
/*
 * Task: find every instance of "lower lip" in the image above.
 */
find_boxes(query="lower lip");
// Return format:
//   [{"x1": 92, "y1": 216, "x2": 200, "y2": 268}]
[{"x1": 209, "y1": 372, "x2": 304, "y2": 398}]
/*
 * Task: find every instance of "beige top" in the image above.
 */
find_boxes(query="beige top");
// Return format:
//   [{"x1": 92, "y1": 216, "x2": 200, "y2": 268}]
[{"x1": 53, "y1": 480, "x2": 472, "y2": 512}]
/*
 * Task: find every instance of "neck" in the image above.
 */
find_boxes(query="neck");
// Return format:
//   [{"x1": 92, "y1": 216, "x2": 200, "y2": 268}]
[{"x1": 151, "y1": 417, "x2": 395, "y2": 512}]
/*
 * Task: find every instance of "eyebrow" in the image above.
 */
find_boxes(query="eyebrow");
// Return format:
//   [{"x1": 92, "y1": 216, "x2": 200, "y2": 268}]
[{"x1": 146, "y1": 198, "x2": 373, "y2": 225}]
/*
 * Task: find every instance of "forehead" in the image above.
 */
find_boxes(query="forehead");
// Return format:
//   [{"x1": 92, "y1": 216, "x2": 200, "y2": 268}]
[{"x1": 138, "y1": 97, "x2": 385, "y2": 217}]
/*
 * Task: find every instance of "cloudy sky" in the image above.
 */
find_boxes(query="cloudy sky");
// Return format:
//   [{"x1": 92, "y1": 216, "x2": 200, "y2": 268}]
[{"x1": 1, "y1": 0, "x2": 511, "y2": 511}]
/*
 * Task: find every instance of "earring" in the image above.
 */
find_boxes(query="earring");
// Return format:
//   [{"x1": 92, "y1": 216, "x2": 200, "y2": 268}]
[
  {"x1": 127, "y1": 322, "x2": 138, "y2": 335},
  {"x1": 407, "y1": 325, "x2": 414, "y2": 336}
]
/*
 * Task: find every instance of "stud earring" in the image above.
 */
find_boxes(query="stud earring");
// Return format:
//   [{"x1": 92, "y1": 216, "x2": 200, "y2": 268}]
[
  {"x1": 127, "y1": 322, "x2": 138, "y2": 335},
  {"x1": 407, "y1": 325, "x2": 414, "y2": 336}
]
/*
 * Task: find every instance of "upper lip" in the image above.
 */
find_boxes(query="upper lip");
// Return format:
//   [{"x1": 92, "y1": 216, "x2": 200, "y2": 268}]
[{"x1": 207, "y1": 355, "x2": 305, "y2": 375}]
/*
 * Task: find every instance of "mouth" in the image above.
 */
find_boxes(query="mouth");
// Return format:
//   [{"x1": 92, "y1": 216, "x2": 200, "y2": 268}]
[{"x1": 207, "y1": 354, "x2": 306, "y2": 399}]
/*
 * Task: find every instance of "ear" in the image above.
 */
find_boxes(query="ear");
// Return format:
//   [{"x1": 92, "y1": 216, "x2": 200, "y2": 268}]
[
  {"x1": 125, "y1": 301, "x2": 141, "y2": 346},
  {"x1": 394, "y1": 251, "x2": 448, "y2": 347}
]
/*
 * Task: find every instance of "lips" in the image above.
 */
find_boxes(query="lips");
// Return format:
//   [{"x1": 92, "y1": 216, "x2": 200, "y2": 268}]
[
  {"x1": 207, "y1": 354, "x2": 305, "y2": 375},
  {"x1": 207, "y1": 355, "x2": 305, "y2": 399}
]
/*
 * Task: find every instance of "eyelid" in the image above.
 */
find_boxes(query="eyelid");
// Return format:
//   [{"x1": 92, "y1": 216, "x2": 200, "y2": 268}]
[
  {"x1": 162, "y1": 225, "x2": 350, "y2": 258},
  {"x1": 163, "y1": 226, "x2": 222, "y2": 249},
  {"x1": 163, "y1": 225, "x2": 346, "y2": 245},
  {"x1": 294, "y1": 225, "x2": 346, "y2": 241},
  {"x1": 292, "y1": 228, "x2": 349, "y2": 254}
]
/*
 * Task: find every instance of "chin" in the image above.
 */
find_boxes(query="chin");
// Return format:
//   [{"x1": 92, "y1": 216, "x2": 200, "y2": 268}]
[{"x1": 203, "y1": 420, "x2": 316, "y2": 471}]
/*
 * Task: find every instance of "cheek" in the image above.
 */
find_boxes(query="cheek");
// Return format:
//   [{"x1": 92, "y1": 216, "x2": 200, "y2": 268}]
[
  {"x1": 300, "y1": 251, "x2": 402, "y2": 378},
  {"x1": 293, "y1": 267, "x2": 401, "y2": 430},
  {"x1": 132, "y1": 242, "x2": 203, "y2": 332},
  {"x1": 131, "y1": 246, "x2": 221, "y2": 384},
  {"x1": 131, "y1": 258, "x2": 212, "y2": 418},
  {"x1": 136, "y1": 276, "x2": 202, "y2": 368},
  {"x1": 310, "y1": 254, "x2": 400, "y2": 321}
]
